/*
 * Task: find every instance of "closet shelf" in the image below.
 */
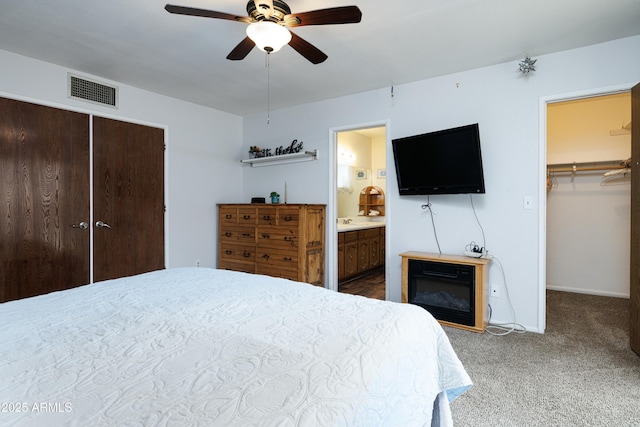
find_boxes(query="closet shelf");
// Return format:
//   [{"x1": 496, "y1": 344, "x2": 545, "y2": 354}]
[{"x1": 241, "y1": 150, "x2": 318, "y2": 167}]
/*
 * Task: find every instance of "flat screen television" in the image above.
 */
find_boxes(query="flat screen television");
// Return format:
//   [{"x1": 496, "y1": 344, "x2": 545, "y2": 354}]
[{"x1": 392, "y1": 123, "x2": 485, "y2": 195}]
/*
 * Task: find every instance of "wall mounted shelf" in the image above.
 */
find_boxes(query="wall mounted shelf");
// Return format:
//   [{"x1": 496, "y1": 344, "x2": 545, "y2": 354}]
[{"x1": 241, "y1": 149, "x2": 319, "y2": 167}]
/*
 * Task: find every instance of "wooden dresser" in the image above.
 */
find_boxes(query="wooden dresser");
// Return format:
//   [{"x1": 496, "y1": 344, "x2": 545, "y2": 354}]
[{"x1": 218, "y1": 204, "x2": 326, "y2": 286}]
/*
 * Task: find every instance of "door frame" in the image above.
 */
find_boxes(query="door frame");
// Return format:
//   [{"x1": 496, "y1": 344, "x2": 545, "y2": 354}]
[
  {"x1": 538, "y1": 82, "x2": 634, "y2": 333},
  {"x1": 328, "y1": 120, "x2": 391, "y2": 298},
  {"x1": 631, "y1": 83, "x2": 639, "y2": 355},
  {"x1": 0, "y1": 91, "x2": 169, "y2": 284}
]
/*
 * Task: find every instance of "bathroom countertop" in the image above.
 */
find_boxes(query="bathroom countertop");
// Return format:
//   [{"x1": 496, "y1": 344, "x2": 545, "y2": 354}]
[{"x1": 337, "y1": 222, "x2": 385, "y2": 232}]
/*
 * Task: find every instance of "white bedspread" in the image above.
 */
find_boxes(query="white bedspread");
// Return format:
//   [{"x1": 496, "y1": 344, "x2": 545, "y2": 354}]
[{"x1": 0, "y1": 268, "x2": 471, "y2": 426}]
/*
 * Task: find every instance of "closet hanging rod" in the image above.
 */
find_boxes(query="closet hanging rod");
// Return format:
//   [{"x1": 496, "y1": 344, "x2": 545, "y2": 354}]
[
  {"x1": 547, "y1": 159, "x2": 628, "y2": 174},
  {"x1": 547, "y1": 164, "x2": 627, "y2": 174}
]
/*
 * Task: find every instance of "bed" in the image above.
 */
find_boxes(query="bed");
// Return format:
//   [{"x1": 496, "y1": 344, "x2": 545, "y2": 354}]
[{"x1": 0, "y1": 268, "x2": 471, "y2": 426}]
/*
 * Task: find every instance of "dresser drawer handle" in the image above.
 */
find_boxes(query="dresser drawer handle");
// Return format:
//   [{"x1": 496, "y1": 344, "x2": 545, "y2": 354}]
[
  {"x1": 263, "y1": 215, "x2": 271, "y2": 220},
  {"x1": 283, "y1": 216, "x2": 293, "y2": 221},
  {"x1": 262, "y1": 254, "x2": 270, "y2": 260},
  {"x1": 225, "y1": 214, "x2": 233, "y2": 219},
  {"x1": 262, "y1": 233, "x2": 270, "y2": 239},
  {"x1": 242, "y1": 233, "x2": 251, "y2": 237},
  {"x1": 243, "y1": 251, "x2": 251, "y2": 258},
  {"x1": 283, "y1": 257, "x2": 292, "y2": 261},
  {"x1": 243, "y1": 215, "x2": 251, "y2": 220},
  {"x1": 224, "y1": 232, "x2": 232, "y2": 237},
  {"x1": 283, "y1": 236, "x2": 293, "y2": 242},
  {"x1": 225, "y1": 250, "x2": 233, "y2": 255}
]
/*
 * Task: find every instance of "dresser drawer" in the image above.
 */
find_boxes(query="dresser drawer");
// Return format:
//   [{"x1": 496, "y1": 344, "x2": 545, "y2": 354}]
[
  {"x1": 257, "y1": 227, "x2": 298, "y2": 248},
  {"x1": 256, "y1": 246, "x2": 298, "y2": 270},
  {"x1": 256, "y1": 265, "x2": 298, "y2": 281},
  {"x1": 219, "y1": 225, "x2": 255, "y2": 244},
  {"x1": 278, "y1": 208, "x2": 299, "y2": 226},
  {"x1": 258, "y1": 207, "x2": 278, "y2": 226},
  {"x1": 218, "y1": 259, "x2": 255, "y2": 274},
  {"x1": 238, "y1": 207, "x2": 257, "y2": 225},
  {"x1": 219, "y1": 207, "x2": 237, "y2": 224},
  {"x1": 220, "y1": 243, "x2": 256, "y2": 262}
]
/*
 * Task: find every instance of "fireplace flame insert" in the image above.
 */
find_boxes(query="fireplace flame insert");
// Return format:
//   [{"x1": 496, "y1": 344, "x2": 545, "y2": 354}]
[{"x1": 408, "y1": 259, "x2": 475, "y2": 326}]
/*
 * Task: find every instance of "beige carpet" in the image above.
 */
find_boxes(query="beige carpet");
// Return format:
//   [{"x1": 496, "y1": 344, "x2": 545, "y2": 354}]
[{"x1": 445, "y1": 290, "x2": 640, "y2": 426}]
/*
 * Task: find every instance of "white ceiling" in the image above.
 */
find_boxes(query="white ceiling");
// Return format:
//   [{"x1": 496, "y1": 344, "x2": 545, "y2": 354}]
[{"x1": 1, "y1": 0, "x2": 639, "y2": 116}]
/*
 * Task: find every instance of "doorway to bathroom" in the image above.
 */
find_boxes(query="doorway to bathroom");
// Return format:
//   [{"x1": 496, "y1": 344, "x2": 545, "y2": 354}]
[{"x1": 335, "y1": 126, "x2": 387, "y2": 300}]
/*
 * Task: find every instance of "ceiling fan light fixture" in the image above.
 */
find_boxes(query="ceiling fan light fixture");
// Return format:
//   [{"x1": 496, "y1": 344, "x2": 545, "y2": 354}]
[{"x1": 246, "y1": 21, "x2": 291, "y2": 53}]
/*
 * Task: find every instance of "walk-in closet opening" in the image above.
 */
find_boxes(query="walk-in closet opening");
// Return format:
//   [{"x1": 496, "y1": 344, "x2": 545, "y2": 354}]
[{"x1": 546, "y1": 92, "x2": 631, "y2": 304}]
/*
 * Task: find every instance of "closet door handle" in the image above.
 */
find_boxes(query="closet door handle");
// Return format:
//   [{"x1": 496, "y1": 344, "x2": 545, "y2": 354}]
[
  {"x1": 95, "y1": 220, "x2": 112, "y2": 229},
  {"x1": 72, "y1": 221, "x2": 89, "y2": 230}
]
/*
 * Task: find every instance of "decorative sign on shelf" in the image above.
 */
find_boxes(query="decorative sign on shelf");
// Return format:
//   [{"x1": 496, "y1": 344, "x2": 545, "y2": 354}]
[{"x1": 249, "y1": 139, "x2": 304, "y2": 158}]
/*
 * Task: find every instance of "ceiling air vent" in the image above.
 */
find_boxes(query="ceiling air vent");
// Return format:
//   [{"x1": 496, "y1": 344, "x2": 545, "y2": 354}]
[{"x1": 68, "y1": 74, "x2": 118, "y2": 108}]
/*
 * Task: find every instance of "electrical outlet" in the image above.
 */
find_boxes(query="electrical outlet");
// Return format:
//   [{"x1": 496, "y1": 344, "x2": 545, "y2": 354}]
[
  {"x1": 196, "y1": 259, "x2": 201, "y2": 267},
  {"x1": 490, "y1": 283, "x2": 500, "y2": 298}
]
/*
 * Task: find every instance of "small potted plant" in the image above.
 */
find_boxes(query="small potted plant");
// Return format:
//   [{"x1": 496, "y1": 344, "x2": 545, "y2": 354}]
[
  {"x1": 248, "y1": 146, "x2": 263, "y2": 158},
  {"x1": 270, "y1": 191, "x2": 280, "y2": 204}
]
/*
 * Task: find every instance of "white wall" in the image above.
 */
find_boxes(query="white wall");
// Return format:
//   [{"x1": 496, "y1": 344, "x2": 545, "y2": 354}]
[
  {"x1": 0, "y1": 49, "x2": 244, "y2": 270},
  {"x1": 242, "y1": 35, "x2": 640, "y2": 332},
  {"x1": 371, "y1": 135, "x2": 387, "y2": 193},
  {"x1": 337, "y1": 131, "x2": 373, "y2": 218},
  {"x1": 547, "y1": 173, "x2": 630, "y2": 297}
]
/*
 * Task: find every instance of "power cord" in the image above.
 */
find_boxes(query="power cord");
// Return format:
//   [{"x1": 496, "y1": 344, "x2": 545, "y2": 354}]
[
  {"x1": 486, "y1": 255, "x2": 526, "y2": 336},
  {"x1": 421, "y1": 196, "x2": 442, "y2": 254},
  {"x1": 469, "y1": 194, "x2": 486, "y2": 254},
  {"x1": 420, "y1": 195, "x2": 523, "y2": 334},
  {"x1": 470, "y1": 195, "x2": 524, "y2": 334}
]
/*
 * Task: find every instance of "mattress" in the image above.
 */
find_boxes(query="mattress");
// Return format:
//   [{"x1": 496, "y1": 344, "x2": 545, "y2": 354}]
[{"x1": 0, "y1": 268, "x2": 471, "y2": 426}]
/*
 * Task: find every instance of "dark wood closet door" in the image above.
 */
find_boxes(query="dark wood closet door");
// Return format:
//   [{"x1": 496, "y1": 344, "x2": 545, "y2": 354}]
[
  {"x1": 631, "y1": 83, "x2": 639, "y2": 356},
  {"x1": 0, "y1": 97, "x2": 90, "y2": 302},
  {"x1": 92, "y1": 117, "x2": 164, "y2": 282}
]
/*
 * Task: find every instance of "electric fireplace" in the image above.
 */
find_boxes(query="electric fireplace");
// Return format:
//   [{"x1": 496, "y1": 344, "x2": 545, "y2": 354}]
[
  {"x1": 400, "y1": 252, "x2": 491, "y2": 333},
  {"x1": 408, "y1": 259, "x2": 475, "y2": 326}
]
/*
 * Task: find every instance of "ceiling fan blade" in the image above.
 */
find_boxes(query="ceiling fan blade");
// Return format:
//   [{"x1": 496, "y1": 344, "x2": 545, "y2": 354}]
[
  {"x1": 226, "y1": 37, "x2": 256, "y2": 60},
  {"x1": 284, "y1": 6, "x2": 362, "y2": 27},
  {"x1": 164, "y1": 4, "x2": 251, "y2": 23},
  {"x1": 288, "y1": 32, "x2": 327, "y2": 64}
]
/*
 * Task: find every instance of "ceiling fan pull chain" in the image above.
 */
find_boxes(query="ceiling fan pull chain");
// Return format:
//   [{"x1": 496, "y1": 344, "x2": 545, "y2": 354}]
[{"x1": 266, "y1": 52, "x2": 271, "y2": 125}]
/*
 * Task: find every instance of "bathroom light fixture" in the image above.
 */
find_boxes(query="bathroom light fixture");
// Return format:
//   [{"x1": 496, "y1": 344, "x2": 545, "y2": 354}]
[
  {"x1": 338, "y1": 150, "x2": 356, "y2": 165},
  {"x1": 246, "y1": 21, "x2": 292, "y2": 53}
]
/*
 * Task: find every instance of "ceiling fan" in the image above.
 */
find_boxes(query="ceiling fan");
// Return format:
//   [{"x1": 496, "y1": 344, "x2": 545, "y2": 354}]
[{"x1": 165, "y1": 1, "x2": 362, "y2": 64}]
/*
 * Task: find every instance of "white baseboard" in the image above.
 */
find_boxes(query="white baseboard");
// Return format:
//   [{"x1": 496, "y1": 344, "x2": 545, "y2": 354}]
[
  {"x1": 546, "y1": 284, "x2": 629, "y2": 299},
  {"x1": 486, "y1": 318, "x2": 541, "y2": 334}
]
